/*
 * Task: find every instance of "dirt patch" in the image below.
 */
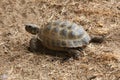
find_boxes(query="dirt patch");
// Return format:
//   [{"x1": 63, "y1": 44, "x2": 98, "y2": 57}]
[{"x1": 0, "y1": 0, "x2": 120, "y2": 80}]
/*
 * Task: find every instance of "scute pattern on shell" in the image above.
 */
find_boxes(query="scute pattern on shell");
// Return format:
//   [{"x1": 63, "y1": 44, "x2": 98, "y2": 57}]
[{"x1": 38, "y1": 20, "x2": 91, "y2": 49}]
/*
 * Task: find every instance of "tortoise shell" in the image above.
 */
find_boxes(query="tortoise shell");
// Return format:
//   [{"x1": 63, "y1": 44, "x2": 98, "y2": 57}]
[{"x1": 37, "y1": 20, "x2": 91, "y2": 50}]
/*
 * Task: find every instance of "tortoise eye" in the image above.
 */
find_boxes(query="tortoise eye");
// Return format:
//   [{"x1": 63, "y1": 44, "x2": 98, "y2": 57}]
[
  {"x1": 25, "y1": 25, "x2": 31, "y2": 31},
  {"x1": 25, "y1": 24, "x2": 39, "y2": 35},
  {"x1": 25, "y1": 25, "x2": 33, "y2": 33}
]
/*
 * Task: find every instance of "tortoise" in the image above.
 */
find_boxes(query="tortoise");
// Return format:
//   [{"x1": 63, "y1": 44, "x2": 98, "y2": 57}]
[{"x1": 25, "y1": 20, "x2": 104, "y2": 59}]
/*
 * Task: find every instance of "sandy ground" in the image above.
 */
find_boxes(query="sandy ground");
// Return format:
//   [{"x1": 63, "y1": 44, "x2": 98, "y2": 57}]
[{"x1": 0, "y1": 0, "x2": 120, "y2": 80}]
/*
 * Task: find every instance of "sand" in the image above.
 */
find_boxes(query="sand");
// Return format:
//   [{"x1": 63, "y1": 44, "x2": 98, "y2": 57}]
[{"x1": 0, "y1": 0, "x2": 120, "y2": 80}]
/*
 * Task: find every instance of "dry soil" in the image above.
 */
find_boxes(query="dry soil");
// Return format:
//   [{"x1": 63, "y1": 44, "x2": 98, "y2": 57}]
[{"x1": 0, "y1": 0, "x2": 120, "y2": 80}]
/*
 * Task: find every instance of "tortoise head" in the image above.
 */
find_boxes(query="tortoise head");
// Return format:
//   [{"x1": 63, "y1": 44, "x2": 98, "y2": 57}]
[{"x1": 25, "y1": 24, "x2": 40, "y2": 35}]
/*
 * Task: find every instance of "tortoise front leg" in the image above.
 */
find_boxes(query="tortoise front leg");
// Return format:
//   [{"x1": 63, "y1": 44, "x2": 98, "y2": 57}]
[{"x1": 28, "y1": 37, "x2": 41, "y2": 52}]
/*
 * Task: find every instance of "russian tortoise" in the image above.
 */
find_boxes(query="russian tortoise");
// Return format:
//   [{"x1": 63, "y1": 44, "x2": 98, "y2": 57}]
[{"x1": 25, "y1": 20, "x2": 104, "y2": 59}]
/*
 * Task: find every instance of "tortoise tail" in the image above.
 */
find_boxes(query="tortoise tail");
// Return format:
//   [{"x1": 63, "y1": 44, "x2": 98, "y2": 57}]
[{"x1": 90, "y1": 35, "x2": 105, "y2": 43}]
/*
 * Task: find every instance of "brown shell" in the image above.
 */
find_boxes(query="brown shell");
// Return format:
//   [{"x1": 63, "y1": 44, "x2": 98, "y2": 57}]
[{"x1": 37, "y1": 20, "x2": 91, "y2": 50}]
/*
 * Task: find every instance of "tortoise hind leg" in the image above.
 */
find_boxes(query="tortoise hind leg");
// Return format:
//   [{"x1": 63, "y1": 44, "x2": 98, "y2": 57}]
[
  {"x1": 61, "y1": 49, "x2": 80, "y2": 62},
  {"x1": 67, "y1": 49, "x2": 81, "y2": 60}
]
